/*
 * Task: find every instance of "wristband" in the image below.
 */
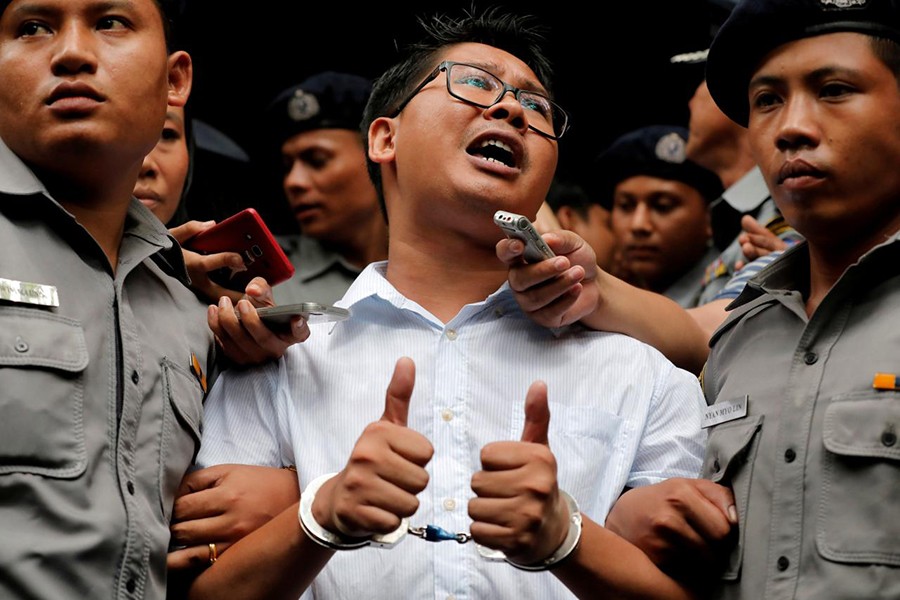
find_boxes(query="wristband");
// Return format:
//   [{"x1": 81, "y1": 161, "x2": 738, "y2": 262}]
[
  {"x1": 503, "y1": 489, "x2": 583, "y2": 572},
  {"x1": 297, "y1": 472, "x2": 408, "y2": 550}
]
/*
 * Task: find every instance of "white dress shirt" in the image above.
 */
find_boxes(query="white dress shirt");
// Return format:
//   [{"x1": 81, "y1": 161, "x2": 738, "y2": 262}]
[{"x1": 198, "y1": 261, "x2": 706, "y2": 600}]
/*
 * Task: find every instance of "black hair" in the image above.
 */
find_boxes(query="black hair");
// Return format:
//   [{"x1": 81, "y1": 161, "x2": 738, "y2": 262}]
[
  {"x1": 545, "y1": 178, "x2": 595, "y2": 220},
  {"x1": 360, "y1": 4, "x2": 555, "y2": 219}
]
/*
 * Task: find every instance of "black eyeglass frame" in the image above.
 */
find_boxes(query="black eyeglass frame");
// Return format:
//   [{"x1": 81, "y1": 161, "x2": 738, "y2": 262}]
[{"x1": 389, "y1": 60, "x2": 570, "y2": 140}]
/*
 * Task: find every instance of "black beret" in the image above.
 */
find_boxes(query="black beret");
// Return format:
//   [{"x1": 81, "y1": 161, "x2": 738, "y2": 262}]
[
  {"x1": 707, "y1": 0, "x2": 900, "y2": 126},
  {"x1": 593, "y1": 125, "x2": 724, "y2": 209},
  {"x1": 263, "y1": 71, "x2": 372, "y2": 150}
]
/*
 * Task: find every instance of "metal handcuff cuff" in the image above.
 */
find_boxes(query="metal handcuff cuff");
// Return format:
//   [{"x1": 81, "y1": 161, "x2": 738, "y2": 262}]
[{"x1": 298, "y1": 472, "x2": 583, "y2": 571}]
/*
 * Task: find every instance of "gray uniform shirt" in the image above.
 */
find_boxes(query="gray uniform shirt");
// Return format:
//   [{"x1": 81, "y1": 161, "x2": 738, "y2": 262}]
[
  {"x1": 0, "y1": 139, "x2": 215, "y2": 599},
  {"x1": 701, "y1": 238, "x2": 900, "y2": 599},
  {"x1": 273, "y1": 233, "x2": 362, "y2": 305}
]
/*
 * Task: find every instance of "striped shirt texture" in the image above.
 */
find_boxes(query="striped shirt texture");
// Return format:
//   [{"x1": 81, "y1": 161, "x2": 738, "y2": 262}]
[{"x1": 198, "y1": 261, "x2": 707, "y2": 600}]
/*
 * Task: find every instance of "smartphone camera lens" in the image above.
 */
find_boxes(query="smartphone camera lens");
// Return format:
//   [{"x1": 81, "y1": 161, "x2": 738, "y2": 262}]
[{"x1": 251, "y1": 245, "x2": 263, "y2": 257}]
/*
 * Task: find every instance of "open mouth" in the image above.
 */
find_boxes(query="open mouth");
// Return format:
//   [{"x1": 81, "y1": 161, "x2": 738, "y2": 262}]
[{"x1": 468, "y1": 138, "x2": 517, "y2": 168}]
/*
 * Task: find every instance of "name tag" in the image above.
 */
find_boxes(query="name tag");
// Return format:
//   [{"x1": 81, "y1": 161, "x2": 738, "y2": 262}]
[
  {"x1": 702, "y1": 395, "x2": 748, "y2": 428},
  {"x1": 0, "y1": 277, "x2": 59, "y2": 307}
]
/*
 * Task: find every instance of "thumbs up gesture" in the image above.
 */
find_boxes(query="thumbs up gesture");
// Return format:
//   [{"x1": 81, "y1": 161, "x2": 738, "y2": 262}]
[
  {"x1": 310, "y1": 357, "x2": 434, "y2": 539},
  {"x1": 468, "y1": 381, "x2": 571, "y2": 566}
]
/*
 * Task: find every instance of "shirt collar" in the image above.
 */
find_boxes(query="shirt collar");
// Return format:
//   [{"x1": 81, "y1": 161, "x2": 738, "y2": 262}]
[
  {"x1": 0, "y1": 136, "x2": 50, "y2": 197},
  {"x1": 720, "y1": 166, "x2": 770, "y2": 213},
  {"x1": 339, "y1": 261, "x2": 521, "y2": 325}
]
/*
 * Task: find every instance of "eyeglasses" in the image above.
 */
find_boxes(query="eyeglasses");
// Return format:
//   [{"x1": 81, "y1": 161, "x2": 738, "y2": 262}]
[{"x1": 390, "y1": 61, "x2": 569, "y2": 140}]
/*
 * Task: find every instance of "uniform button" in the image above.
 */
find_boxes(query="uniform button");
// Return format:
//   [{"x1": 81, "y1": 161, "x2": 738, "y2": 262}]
[
  {"x1": 777, "y1": 556, "x2": 790, "y2": 571},
  {"x1": 441, "y1": 409, "x2": 454, "y2": 422},
  {"x1": 131, "y1": 370, "x2": 140, "y2": 384},
  {"x1": 493, "y1": 308, "x2": 504, "y2": 317},
  {"x1": 784, "y1": 448, "x2": 796, "y2": 463},
  {"x1": 14, "y1": 336, "x2": 28, "y2": 353},
  {"x1": 127, "y1": 481, "x2": 135, "y2": 495},
  {"x1": 445, "y1": 329, "x2": 458, "y2": 340},
  {"x1": 442, "y1": 498, "x2": 457, "y2": 511},
  {"x1": 882, "y1": 430, "x2": 897, "y2": 447},
  {"x1": 803, "y1": 352, "x2": 818, "y2": 365},
  {"x1": 126, "y1": 578, "x2": 136, "y2": 593}
]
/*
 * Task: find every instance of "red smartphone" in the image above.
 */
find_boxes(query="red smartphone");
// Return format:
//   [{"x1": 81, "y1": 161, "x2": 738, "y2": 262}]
[{"x1": 183, "y1": 208, "x2": 295, "y2": 291}]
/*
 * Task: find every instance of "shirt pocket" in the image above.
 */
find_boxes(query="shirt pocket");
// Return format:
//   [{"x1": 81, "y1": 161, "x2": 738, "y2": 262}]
[
  {"x1": 701, "y1": 413, "x2": 764, "y2": 581},
  {"x1": 158, "y1": 358, "x2": 204, "y2": 520},
  {"x1": 817, "y1": 394, "x2": 900, "y2": 566},
  {"x1": 0, "y1": 308, "x2": 89, "y2": 478},
  {"x1": 511, "y1": 403, "x2": 626, "y2": 507}
]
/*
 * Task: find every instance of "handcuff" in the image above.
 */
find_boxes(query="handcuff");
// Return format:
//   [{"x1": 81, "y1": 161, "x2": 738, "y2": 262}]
[{"x1": 298, "y1": 472, "x2": 582, "y2": 571}]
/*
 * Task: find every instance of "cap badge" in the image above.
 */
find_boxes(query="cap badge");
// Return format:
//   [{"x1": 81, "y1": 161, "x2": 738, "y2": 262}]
[
  {"x1": 655, "y1": 132, "x2": 687, "y2": 164},
  {"x1": 287, "y1": 89, "x2": 320, "y2": 122},
  {"x1": 818, "y1": 0, "x2": 868, "y2": 7}
]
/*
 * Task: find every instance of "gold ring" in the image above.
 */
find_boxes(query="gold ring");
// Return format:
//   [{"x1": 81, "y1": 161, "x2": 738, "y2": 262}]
[{"x1": 208, "y1": 542, "x2": 218, "y2": 565}]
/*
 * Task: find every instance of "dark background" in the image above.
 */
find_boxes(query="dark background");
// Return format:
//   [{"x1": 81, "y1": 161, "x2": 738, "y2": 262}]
[{"x1": 174, "y1": 1, "x2": 716, "y2": 230}]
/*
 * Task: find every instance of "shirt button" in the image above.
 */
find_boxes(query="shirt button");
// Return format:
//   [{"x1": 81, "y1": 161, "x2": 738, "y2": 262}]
[
  {"x1": 442, "y1": 498, "x2": 457, "y2": 511},
  {"x1": 882, "y1": 430, "x2": 897, "y2": 447},
  {"x1": 127, "y1": 481, "x2": 135, "y2": 495},
  {"x1": 126, "y1": 578, "x2": 136, "y2": 593},
  {"x1": 803, "y1": 352, "x2": 818, "y2": 365},
  {"x1": 14, "y1": 336, "x2": 28, "y2": 353},
  {"x1": 441, "y1": 409, "x2": 454, "y2": 422},
  {"x1": 131, "y1": 370, "x2": 140, "y2": 384},
  {"x1": 784, "y1": 448, "x2": 796, "y2": 463},
  {"x1": 777, "y1": 556, "x2": 790, "y2": 571},
  {"x1": 445, "y1": 329, "x2": 458, "y2": 340}
]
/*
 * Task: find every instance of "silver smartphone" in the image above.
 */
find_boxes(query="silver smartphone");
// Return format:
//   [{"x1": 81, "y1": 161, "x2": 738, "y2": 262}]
[
  {"x1": 493, "y1": 210, "x2": 556, "y2": 263},
  {"x1": 254, "y1": 302, "x2": 351, "y2": 326}
]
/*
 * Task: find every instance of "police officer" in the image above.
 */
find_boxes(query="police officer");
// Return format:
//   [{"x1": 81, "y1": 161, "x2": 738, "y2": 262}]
[
  {"x1": 606, "y1": 0, "x2": 900, "y2": 598},
  {"x1": 0, "y1": 1, "x2": 214, "y2": 598},
  {"x1": 593, "y1": 124, "x2": 723, "y2": 307},
  {"x1": 262, "y1": 71, "x2": 388, "y2": 306}
]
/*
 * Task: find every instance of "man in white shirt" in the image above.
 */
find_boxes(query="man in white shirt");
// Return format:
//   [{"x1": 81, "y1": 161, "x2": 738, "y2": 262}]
[{"x1": 182, "y1": 6, "x2": 718, "y2": 599}]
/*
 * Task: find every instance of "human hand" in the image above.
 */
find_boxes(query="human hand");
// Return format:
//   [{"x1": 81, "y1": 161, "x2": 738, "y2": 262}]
[
  {"x1": 312, "y1": 357, "x2": 433, "y2": 539},
  {"x1": 735, "y1": 215, "x2": 788, "y2": 270},
  {"x1": 604, "y1": 478, "x2": 737, "y2": 579},
  {"x1": 498, "y1": 229, "x2": 601, "y2": 329},
  {"x1": 170, "y1": 220, "x2": 245, "y2": 305},
  {"x1": 469, "y1": 381, "x2": 570, "y2": 566},
  {"x1": 207, "y1": 277, "x2": 310, "y2": 366},
  {"x1": 167, "y1": 464, "x2": 301, "y2": 572}
]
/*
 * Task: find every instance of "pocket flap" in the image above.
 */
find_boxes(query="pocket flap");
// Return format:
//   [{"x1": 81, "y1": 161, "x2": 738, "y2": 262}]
[
  {"x1": 823, "y1": 398, "x2": 900, "y2": 461},
  {"x1": 0, "y1": 308, "x2": 88, "y2": 372},
  {"x1": 703, "y1": 414, "x2": 764, "y2": 482}
]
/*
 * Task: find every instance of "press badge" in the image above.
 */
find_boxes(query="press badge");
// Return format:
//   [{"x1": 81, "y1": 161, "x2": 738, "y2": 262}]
[
  {"x1": 701, "y1": 395, "x2": 748, "y2": 428},
  {"x1": 0, "y1": 277, "x2": 59, "y2": 307}
]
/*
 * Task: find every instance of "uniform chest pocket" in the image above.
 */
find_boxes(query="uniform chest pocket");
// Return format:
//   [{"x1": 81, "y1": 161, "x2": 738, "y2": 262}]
[
  {"x1": 158, "y1": 358, "x2": 203, "y2": 520},
  {"x1": 702, "y1": 414, "x2": 764, "y2": 581},
  {"x1": 817, "y1": 395, "x2": 900, "y2": 566},
  {"x1": 0, "y1": 308, "x2": 88, "y2": 478}
]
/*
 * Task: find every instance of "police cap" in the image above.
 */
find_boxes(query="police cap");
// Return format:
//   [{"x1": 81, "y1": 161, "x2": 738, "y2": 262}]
[
  {"x1": 707, "y1": 0, "x2": 900, "y2": 126},
  {"x1": 593, "y1": 125, "x2": 724, "y2": 209},
  {"x1": 264, "y1": 71, "x2": 372, "y2": 150}
]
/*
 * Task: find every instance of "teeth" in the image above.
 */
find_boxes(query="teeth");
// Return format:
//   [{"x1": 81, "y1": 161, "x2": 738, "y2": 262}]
[{"x1": 481, "y1": 139, "x2": 513, "y2": 153}]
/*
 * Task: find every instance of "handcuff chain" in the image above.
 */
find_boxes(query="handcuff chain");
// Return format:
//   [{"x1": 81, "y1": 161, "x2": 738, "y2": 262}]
[{"x1": 408, "y1": 524, "x2": 471, "y2": 544}]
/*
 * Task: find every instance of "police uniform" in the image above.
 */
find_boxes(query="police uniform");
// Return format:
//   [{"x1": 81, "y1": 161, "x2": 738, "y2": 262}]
[
  {"x1": 697, "y1": 168, "x2": 803, "y2": 305},
  {"x1": 0, "y1": 138, "x2": 215, "y2": 599},
  {"x1": 593, "y1": 124, "x2": 724, "y2": 308},
  {"x1": 699, "y1": 0, "x2": 900, "y2": 597},
  {"x1": 273, "y1": 233, "x2": 361, "y2": 305},
  {"x1": 702, "y1": 238, "x2": 900, "y2": 599},
  {"x1": 263, "y1": 72, "x2": 375, "y2": 305}
]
